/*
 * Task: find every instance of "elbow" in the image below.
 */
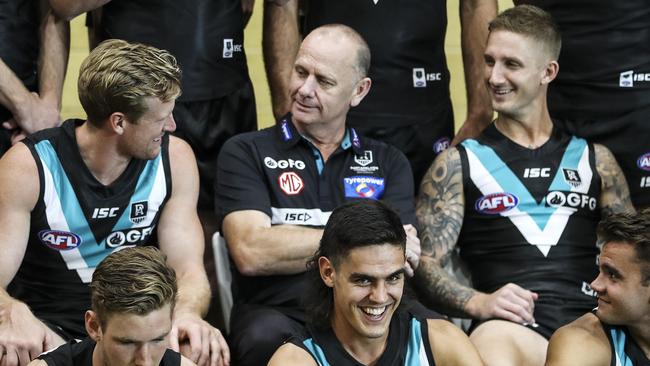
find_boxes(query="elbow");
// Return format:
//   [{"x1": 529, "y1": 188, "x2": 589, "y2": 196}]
[{"x1": 229, "y1": 240, "x2": 265, "y2": 277}]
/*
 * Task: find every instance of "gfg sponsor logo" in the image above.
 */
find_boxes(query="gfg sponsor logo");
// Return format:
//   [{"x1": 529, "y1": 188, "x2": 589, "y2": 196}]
[
  {"x1": 39, "y1": 230, "x2": 82, "y2": 250},
  {"x1": 475, "y1": 193, "x2": 518, "y2": 214},
  {"x1": 546, "y1": 191, "x2": 597, "y2": 210},
  {"x1": 106, "y1": 226, "x2": 155, "y2": 248},
  {"x1": 264, "y1": 157, "x2": 305, "y2": 170}
]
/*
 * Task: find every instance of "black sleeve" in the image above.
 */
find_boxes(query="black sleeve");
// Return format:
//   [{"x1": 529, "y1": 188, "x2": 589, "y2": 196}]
[
  {"x1": 215, "y1": 135, "x2": 272, "y2": 227},
  {"x1": 381, "y1": 145, "x2": 416, "y2": 225}
]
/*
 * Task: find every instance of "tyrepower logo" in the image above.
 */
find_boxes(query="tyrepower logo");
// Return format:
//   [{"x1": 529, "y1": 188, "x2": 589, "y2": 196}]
[
  {"x1": 278, "y1": 172, "x2": 304, "y2": 195},
  {"x1": 39, "y1": 230, "x2": 82, "y2": 250},
  {"x1": 475, "y1": 193, "x2": 519, "y2": 214}
]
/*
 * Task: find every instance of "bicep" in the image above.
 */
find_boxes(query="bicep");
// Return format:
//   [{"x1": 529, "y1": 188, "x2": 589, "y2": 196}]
[
  {"x1": 157, "y1": 138, "x2": 202, "y2": 269},
  {"x1": 428, "y1": 320, "x2": 483, "y2": 366},
  {"x1": 416, "y1": 147, "x2": 464, "y2": 263},
  {"x1": 595, "y1": 144, "x2": 634, "y2": 216},
  {"x1": 267, "y1": 343, "x2": 317, "y2": 366},
  {"x1": 0, "y1": 144, "x2": 40, "y2": 288},
  {"x1": 545, "y1": 327, "x2": 609, "y2": 366}
]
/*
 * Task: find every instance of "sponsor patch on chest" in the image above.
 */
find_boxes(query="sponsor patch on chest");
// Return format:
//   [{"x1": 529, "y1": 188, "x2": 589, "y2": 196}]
[
  {"x1": 39, "y1": 230, "x2": 82, "y2": 250},
  {"x1": 278, "y1": 171, "x2": 304, "y2": 195},
  {"x1": 343, "y1": 176, "x2": 385, "y2": 199},
  {"x1": 475, "y1": 192, "x2": 519, "y2": 214}
]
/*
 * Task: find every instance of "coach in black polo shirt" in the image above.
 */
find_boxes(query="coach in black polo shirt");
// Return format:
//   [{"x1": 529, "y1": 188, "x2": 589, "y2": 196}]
[{"x1": 215, "y1": 24, "x2": 419, "y2": 366}]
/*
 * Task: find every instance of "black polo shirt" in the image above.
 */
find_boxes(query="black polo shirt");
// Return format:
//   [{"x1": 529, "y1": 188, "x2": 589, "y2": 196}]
[{"x1": 216, "y1": 116, "x2": 415, "y2": 307}]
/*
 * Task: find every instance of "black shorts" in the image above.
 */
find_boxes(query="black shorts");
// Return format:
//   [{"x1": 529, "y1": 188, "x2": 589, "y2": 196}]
[
  {"x1": 553, "y1": 105, "x2": 650, "y2": 208},
  {"x1": 350, "y1": 105, "x2": 454, "y2": 192},
  {"x1": 0, "y1": 107, "x2": 13, "y2": 156},
  {"x1": 172, "y1": 81, "x2": 257, "y2": 210}
]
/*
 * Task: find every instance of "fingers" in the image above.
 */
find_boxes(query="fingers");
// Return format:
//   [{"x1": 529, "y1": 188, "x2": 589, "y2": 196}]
[
  {"x1": 493, "y1": 284, "x2": 537, "y2": 324},
  {"x1": 216, "y1": 329, "x2": 230, "y2": 366},
  {"x1": 404, "y1": 261, "x2": 415, "y2": 278},
  {"x1": 196, "y1": 325, "x2": 210, "y2": 366},
  {"x1": 184, "y1": 324, "x2": 203, "y2": 364},
  {"x1": 169, "y1": 325, "x2": 180, "y2": 352},
  {"x1": 2, "y1": 347, "x2": 18, "y2": 366},
  {"x1": 2, "y1": 119, "x2": 17, "y2": 130}
]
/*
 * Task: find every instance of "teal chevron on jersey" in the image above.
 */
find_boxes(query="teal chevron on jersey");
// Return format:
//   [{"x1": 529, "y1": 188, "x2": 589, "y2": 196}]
[
  {"x1": 303, "y1": 338, "x2": 330, "y2": 366},
  {"x1": 405, "y1": 318, "x2": 431, "y2": 366},
  {"x1": 462, "y1": 136, "x2": 594, "y2": 256},
  {"x1": 610, "y1": 328, "x2": 634, "y2": 366},
  {"x1": 34, "y1": 139, "x2": 167, "y2": 282},
  {"x1": 463, "y1": 136, "x2": 590, "y2": 229}
]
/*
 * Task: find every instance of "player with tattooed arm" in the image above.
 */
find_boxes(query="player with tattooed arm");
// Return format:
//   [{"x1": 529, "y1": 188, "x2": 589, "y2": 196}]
[{"x1": 414, "y1": 5, "x2": 634, "y2": 366}]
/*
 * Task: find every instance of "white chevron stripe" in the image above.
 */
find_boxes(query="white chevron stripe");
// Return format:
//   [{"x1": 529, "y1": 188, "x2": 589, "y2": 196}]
[
  {"x1": 41, "y1": 162, "x2": 94, "y2": 282},
  {"x1": 466, "y1": 148, "x2": 577, "y2": 257}
]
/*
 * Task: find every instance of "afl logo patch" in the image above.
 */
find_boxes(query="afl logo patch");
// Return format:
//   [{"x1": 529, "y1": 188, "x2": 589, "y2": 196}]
[
  {"x1": 433, "y1": 137, "x2": 450, "y2": 154},
  {"x1": 475, "y1": 193, "x2": 519, "y2": 214},
  {"x1": 278, "y1": 171, "x2": 304, "y2": 195},
  {"x1": 39, "y1": 230, "x2": 82, "y2": 250},
  {"x1": 637, "y1": 152, "x2": 650, "y2": 171}
]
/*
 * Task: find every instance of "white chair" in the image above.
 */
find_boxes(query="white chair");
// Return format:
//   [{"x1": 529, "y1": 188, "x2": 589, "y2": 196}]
[{"x1": 212, "y1": 232, "x2": 233, "y2": 333}]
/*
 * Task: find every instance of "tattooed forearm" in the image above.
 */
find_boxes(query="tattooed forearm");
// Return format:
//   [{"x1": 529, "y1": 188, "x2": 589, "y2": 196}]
[
  {"x1": 416, "y1": 148, "x2": 465, "y2": 263},
  {"x1": 595, "y1": 144, "x2": 635, "y2": 216},
  {"x1": 414, "y1": 148, "x2": 475, "y2": 316},
  {"x1": 414, "y1": 258, "x2": 476, "y2": 317}
]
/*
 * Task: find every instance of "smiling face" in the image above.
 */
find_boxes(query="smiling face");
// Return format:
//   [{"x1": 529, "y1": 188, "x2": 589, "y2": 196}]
[
  {"x1": 289, "y1": 29, "x2": 370, "y2": 132},
  {"x1": 591, "y1": 241, "x2": 650, "y2": 326},
  {"x1": 484, "y1": 30, "x2": 556, "y2": 120},
  {"x1": 321, "y1": 244, "x2": 405, "y2": 343},
  {"x1": 87, "y1": 304, "x2": 172, "y2": 366},
  {"x1": 120, "y1": 97, "x2": 176, "y2": 160}
]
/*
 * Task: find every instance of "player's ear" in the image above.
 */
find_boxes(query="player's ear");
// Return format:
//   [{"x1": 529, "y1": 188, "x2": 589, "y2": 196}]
[
  {"x1": 85, "y1": 310, "x2": 103, "y2": 342},
  {"x1": 319, "y1": 256, "x2": 336, "y2": 288},
  {"x1": 109, "y1": 112, "x2": 127, "y2": 135},
  {"x1": 541, "y1": 60, "x2": 559, "y2": 85},
  {"x1": 350, "y1": 77, "x2": 371, "y2": 107}
]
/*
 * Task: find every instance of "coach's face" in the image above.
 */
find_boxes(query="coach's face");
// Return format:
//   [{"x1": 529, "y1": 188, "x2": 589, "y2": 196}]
[
  {"x1": 591, "y1": 242, "x2": 650, "y2": 326},
  {"x1": 320, "y1": 244, "x2": 405, "y2": 343},
  {"x1": 86, "y1": 304, "x2": 172, "y2": 366},
  {"x1": 289, "y1": 29, "x2": 370, "y2": 132}
]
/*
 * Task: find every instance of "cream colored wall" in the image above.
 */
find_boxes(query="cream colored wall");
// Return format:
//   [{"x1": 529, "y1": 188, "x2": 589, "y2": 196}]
[{"x1": 61, "y1": 0, "x2": 513, "y2": 129}]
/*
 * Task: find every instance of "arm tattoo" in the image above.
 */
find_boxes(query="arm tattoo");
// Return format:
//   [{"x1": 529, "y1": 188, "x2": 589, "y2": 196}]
[
  {"x1": 595, "y1": 144, "x2": 635, "y2": 217},
  {"x1": 414, "y1": 148, "x2": 475, "y2": 316}
]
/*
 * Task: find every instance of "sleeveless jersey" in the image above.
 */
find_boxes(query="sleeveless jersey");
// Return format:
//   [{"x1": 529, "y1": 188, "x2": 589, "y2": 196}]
[
  {"x1": 457, "y1": 124, "x2": 600, "y2": 332},
  {"x1": 98, "y1": 0, "x2": 249, "y2": 101},
  {"x1": 292, "y1": 311, "x2": 436, "y2": 366},
  {"x1": 303, "y1": 0, "x2": 452, "y2": 128},
  {"x1": 38, "y1": 338, "x2": 181, "y2": 366},
  {"x1": 603, "y1": 324, "x2": 650, "y2": 366},
  {"x1": 516, "y1": 0, "x2": 650, "y2": 119},
  {"x1": 8, "y1": 119, "x2": 172, "y2": 338}
]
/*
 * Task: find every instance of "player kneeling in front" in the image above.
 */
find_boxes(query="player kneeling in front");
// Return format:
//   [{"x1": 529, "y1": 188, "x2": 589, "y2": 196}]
[
  {"x1": 268, "y1": 200, "x2": 483, "y2": 365},
  {"x1": 546, "y1": 210, "x2": 650, "y2": 366},
  {"x1": 29, "y1": 247, "x2": 195, "y2": 366}
]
